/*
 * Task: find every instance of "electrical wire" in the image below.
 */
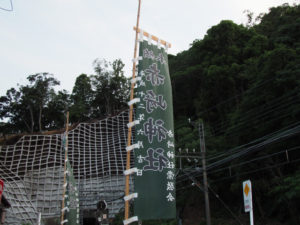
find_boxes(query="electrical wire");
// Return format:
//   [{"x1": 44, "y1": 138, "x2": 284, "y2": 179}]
[
  {"x1": 210, "y1": 157, "x2": 300, "y2": 184},
  {"x1": 205, "y1": 91, "x2": 300, "y2": 138},
  {"x1": 176, "y1": 125, "x2": 300, "y2": 184},
  {"x1": 176, "y1": 156, "x2": 300, "y2": 191},
  {"x1": 197, "y1": 71, "x2": 299, "y2": 119},
  {"x1": 208, "y1": 185, "x2": 244, "y2": 225},
  {"x1": 207, "y1": 146, "x2": 300, "y2": 176},
  {"x1": 179, "y1": 170, "x2": 244, "y2": 225},
  {"x1": 205, "y1": 121, "x2": 300, "y2": 163},
  {"x1": 178, "y1": 92, "x2": 300, "y2": 160}
]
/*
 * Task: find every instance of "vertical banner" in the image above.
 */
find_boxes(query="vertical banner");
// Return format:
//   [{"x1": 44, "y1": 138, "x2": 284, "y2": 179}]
[
  {"x1": 134, "y1": 40, "x2": 176, "y2": 220},
  {"x1": 63, "y1": 161, "x2": 80, "y2": 225},
  {"x1": 62, "y1": 134, "x2": 80, "y2": 225}
]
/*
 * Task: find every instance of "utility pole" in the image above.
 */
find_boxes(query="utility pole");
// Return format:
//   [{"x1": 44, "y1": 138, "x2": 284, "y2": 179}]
[{"x1": 198, "y1": 122, "x2": 211, "y2": 225}]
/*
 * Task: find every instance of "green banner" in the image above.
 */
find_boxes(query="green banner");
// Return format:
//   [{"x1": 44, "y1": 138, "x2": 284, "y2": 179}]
[
  {"x1": 63, "y1": 160, "x2": 80, "y2": 225},
  {"x1": 134, "y1": 40, "x2": 176, "y2": 220},
  {"x1": 62, "y1": 136, "x2": 80, "y2": 225}
]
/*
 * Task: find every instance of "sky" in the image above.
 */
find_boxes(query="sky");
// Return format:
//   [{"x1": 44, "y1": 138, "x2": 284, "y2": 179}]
[{"x1": 1, "y1": 0, "x2": 299, "y2": 96}]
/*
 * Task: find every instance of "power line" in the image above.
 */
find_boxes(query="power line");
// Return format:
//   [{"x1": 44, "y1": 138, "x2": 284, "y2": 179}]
[
  {"x1": 205, "y1": 90, "x2": 300, "y2": 138},
  {"x1": 208, "y1": 185, "x2": 244, "y2": 225},
  {"x1": 180, "y1": 170, "x2": 244, "y2": 225},
  {"x1": 176, "y1": 156, "x2": 300, "y2": 191},
  {"x1": 178, "y1": 90, "x2": 300, "y2": 158},
  {"x1": 197, "y1": 72, "x2": 299, "y2": 118},
  {"x1": 207, "y1": 146, "x2": 300, "y2": 176},
  {"x1": 205, "y1": 121, "x2": 300, "y2": 163},
  {"x1": 176, "y1": 124, "x2": 300, "y2": 184},
  {"x1": 210, "y1": 157, "x2": 300, "y2": 184},
  {"x1": 180, "y1": 146, "x2": 299, "y2": 181},
  {"x1": 0, "y1": 0, "x2": 13, "y2": 12}
]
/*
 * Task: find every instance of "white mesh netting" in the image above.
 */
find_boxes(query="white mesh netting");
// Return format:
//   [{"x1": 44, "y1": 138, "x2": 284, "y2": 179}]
[{"x1": 0, "y1": 110, "x2": 133, "y2": 225}]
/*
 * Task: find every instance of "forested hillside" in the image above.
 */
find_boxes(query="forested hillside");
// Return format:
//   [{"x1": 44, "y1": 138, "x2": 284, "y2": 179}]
[
  {"x1": 169, "y1": 3, "x2": 300, "y2": 225},
  {"x1": 0, "y1": 59, "x2": 130, "y2": 135}
]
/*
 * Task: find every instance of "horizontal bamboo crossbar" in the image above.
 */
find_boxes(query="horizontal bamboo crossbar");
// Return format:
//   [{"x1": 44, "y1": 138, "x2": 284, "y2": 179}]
[{"x1": 134, "y1": 26, "x2": 171, "y2": 48}]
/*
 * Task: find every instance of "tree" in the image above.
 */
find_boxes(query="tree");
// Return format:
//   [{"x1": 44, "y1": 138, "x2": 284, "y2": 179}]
[
  {"x1": 44, "y1": 89, "x2": 71, "y2": 129},
  {"x1": 0, "y1": 73, "x2": 60, "y2": 133},
  {"x1": 91, "y1": 59, "x2": 130, "y2": 117},
  {"x1": 69, "y1": 74, "x2": 93, "y2": 122}
]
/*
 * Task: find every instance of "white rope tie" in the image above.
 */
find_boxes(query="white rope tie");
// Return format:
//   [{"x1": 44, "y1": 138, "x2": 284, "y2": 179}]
[
  {"x1": 126, "y1": 143, "x2": 141, "y2": 152},
  {"x1": 139, "y1": 29, "x2": 144, "y2": 42},
  {"x1": 124, "y1": 168, "x2": 138, "y2": 176},
  {"x1": 148, "y1": 34, "x2": 152, "y2": 45},
  {"x1": 132, "y1": 56, "x2": 142, "y2": 63},
  {"x1": 157, "y1": 38, "x2": 161, "y2": 49},
  {"x1": 124, "y1": 193, "x2": 138, "y2": 202},
  {"x1": 123, "y1": 216, "x2": 139, "y2": 225},
  {"x1": 165, "y1": 42, "x2": 169, "y2": 53},
  {"x1": 128, "y1": 98, "x2": 140, "y2": 106},
  {"x1": 61, "y1": 207, "x2": 69, "y2": 213},
  {"x1": 127, "y1": 120, "x2": 140, "y2": 128},
  {"x1": 61, "y1": 219, "x2": 68, "y2": 225},
  {"x1": 131, "y1": 77, "x2": 142, "y2": 84}
]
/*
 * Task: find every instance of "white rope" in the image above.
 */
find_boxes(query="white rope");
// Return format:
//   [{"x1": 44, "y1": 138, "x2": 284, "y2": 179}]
[
  {"x1": 124, "y1": 168, "x2": 138, "y2": 176},
  {"x1": 132, "y1": 56, "x2": 143, "y2": 63},
  {"x1": 128, "y1": 98, "x2": 140, "y2": 106},
  {"x1": 61, "y1": 219, "x2": 68, "y2": 224},
  {"x1": 165, "y1": 42, "x2": 169, "y2": 53},
  {"x1": 124, "y1": 193, "x2": 138, "y2": 201},
  {"x1": 148, "y1": 33, "x2": 152, "y2": 45},
  {"x1": 157, "y1": 38, "x2": 162, "y2": 49},
  {"x1": 123, "y1": 216, "x2": 139, "y2": 225},
  {"x1": 61, "y1": 207, "x2": 69, "y2": 213},
  {"x1": 127, "y1": 120, "x2": 140, "y2": 128},
  {"x1": 138, "y1": 29, "x2": 144, "y2": 42},
  {"x1": 0, "y1": 110, "x2": 133, "y2": 222},
  {"x1": 131, "y1": 77, "x2": 142, "y2": 84},
  {"x1": 126, "y1": 143, "x2": 140, "y2": 152}
]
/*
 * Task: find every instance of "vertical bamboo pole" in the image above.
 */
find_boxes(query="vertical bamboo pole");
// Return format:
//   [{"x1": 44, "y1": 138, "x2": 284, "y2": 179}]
[
  {"x1": 124, "y1": 0, "x2": 142, "y2": 221},
  {"x1": 61, "y1": 112, "x2": 69, "y2": 224}
]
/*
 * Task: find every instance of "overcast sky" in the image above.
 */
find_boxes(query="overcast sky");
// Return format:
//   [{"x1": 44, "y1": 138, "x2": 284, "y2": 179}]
[{"x1": 1, "y1": 0, "x2": 299, "y2": 96}]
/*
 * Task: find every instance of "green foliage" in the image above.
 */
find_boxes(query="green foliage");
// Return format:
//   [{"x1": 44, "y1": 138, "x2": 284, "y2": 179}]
[
  {"x1": 91, "y1": 58, "x2": 130, "y2": 118},
  {"x1": 0, "y1": 59, "x2": 129, "y2": 133},
  {"x1": 170, "y1": 3, "x2": 300, "y2": 224},
  {"x1": 271, "y1": 170, "x2": 300, "y2": 201},
  {"x1": 0, "y1": 73, "x2": 60, "y2": 133},
  {"x1": 69, "y1": 73, "x2": 93, "y2": 122}
]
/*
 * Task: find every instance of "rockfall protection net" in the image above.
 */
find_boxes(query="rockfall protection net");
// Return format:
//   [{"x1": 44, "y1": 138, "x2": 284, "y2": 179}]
[{"x1": 0, "y1": 110, "x2": 133, "y2": 225}]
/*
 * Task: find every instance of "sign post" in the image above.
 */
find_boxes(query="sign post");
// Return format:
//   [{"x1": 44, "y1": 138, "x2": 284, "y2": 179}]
[{"x1": 243, "y1": 180, "x2": 254, "y2": 225}]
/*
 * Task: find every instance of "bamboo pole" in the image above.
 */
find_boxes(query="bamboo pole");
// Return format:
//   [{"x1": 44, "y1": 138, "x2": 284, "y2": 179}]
[
  {"x1": 61, "y1": 112, "x2": 69, "y2": 224},
  {"x1": 133, "y1": 27, "x2": 171, "y2": 48},
  {"x1": 124, "y1": 0, "x2": 142, "y2": 221}
]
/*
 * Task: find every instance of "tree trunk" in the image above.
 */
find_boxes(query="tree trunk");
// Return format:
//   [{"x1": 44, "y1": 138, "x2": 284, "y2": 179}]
[
  {"x1": 39, "y1": 105, "x2": 42, "y2": 132},
  {"x1": 23, "y1": 119, "x2": 31, "y2": 133},
  {"x1": 29, "y1": 106, "x2": 34, "y2": 133}
]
